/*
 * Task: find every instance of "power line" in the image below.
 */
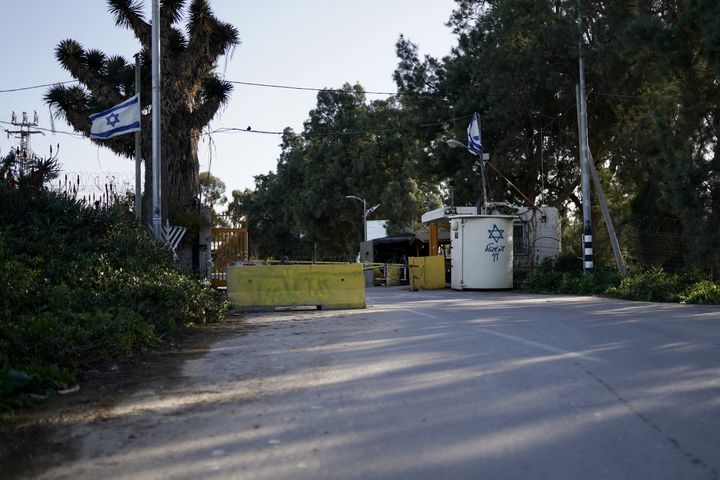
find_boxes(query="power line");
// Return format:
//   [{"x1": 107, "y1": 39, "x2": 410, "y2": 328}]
[
  {"x1": 209, "y1": 127, "x2": 283, "y2": 136},
  {"x1": 0, "y1": 119, "x2": 86, "y2": 139},
  {"x1": 1, "y1": 78, "x2": 436, "y2": 98},
  {"x1": 3, "y1": 112, "x2": 473, "y2": 142},
  {"x1": 207, "y1": 127, "x2": 398, "y2": 137},
  {"x1": 206, "y1": 115, "x2": 473, "y2": 138},
  {"x1": 0, "y1": 80, "x2": 77, "y2": 93},
  {"x1": 228, "y1": 80, "x2": 437, "y2": 97},
  {"x1": 2, "y1": 77, "x2": 705, "y2": 102}
]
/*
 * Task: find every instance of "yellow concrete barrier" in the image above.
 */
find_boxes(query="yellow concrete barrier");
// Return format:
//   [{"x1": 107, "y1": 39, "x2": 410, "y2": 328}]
[
  {"x1": 371, "y1": 263, "x2": 404, "y2": 286},
  {"x1": 408, "y1": 256, "x2": 446, "y2": 290},
  {"x1": 227, "y1": 264, "x2": 366, "y2": 310}
]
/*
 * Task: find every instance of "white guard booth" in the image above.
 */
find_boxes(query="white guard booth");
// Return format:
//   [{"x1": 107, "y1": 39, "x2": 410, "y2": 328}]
[{"x1": 450, "y1": 215, "x2": 514, "y2": 289}]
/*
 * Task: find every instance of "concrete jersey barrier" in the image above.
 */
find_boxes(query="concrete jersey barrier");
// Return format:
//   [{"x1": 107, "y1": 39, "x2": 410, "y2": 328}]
[{"x1": 227, "y1": 263, "x2": 366, "y2": 310}]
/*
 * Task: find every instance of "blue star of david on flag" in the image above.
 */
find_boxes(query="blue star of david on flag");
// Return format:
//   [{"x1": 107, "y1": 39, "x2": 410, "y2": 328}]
[
  {"x1": 89, "y1": 94, "x2": 141, "y2": 139},
  {"x1": 106, "y1": 113, "x2": 120, "y2": 127},
  {"x1": 488, "y1": 224, "x2": 504, "y2": 243}
]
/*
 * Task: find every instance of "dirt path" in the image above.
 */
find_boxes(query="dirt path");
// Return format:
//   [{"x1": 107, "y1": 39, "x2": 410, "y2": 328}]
[{"x1": 0, "y1": 315, "x2": 251, "y2": 480}]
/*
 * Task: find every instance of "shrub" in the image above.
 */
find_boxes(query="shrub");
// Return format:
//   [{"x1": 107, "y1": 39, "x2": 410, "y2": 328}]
[
  {"x1": 523, "y1": 256, "x2": 620, "y2": 295},
  {"x1": 607, "y1": 268, "x2": 705, "y2": 303},
  {"x1": 680, "y1": 280, "x2": 720, "y2": 305},
  {"x1": 0, "y1": 187, "x2": 229, "y2": 410}
]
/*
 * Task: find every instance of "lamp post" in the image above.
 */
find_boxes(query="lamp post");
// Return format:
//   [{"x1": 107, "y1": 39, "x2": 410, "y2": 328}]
[
  {"x1": 345, "y1": 195, "x2": 367, "y2": 243},
  {"x1": 447, "y1": 138, "x2": 490, "y2": 214}
]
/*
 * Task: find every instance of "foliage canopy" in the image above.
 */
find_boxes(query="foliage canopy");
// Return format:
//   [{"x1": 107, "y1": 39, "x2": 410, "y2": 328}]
[{"x1": 228, "y1": 0, "x2": 720, "y2": 269}]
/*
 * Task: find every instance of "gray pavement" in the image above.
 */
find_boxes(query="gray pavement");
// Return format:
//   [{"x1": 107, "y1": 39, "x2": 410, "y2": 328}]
[{"x1": 38, "y1": 288, "x2": 720, "y2": 479}]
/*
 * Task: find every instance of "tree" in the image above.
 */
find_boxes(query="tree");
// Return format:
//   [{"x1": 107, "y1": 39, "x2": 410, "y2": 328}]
[
  {"x1": 1, "y1": 148, "x2": 60, "y2": 192},
  {"x1": 226, "y1": 85, "x2": 427, "y2": 260},
  {"x1": 229, "y1": 0, "x2": 720, "y2": 269},
  {"x1": 45, "y1": 0, "x2": 239, "y2": 224},
  {"x1": 199, "y1": 171, "x2": 227, "y2": 207},
  {"x1": 199, "y1": 171, "x2": 228, "y2": 226},
  {"x1": 393, "y1": 0, "x2": 720, "y2": 269},
  {"x1": 395, "y1": 1, "x2": 582, "y2": 210}
]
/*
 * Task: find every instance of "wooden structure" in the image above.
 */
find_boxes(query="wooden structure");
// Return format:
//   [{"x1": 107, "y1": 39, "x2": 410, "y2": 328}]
[{"x1": 211, "y1": 227, "x2": 249, "y2": 287}]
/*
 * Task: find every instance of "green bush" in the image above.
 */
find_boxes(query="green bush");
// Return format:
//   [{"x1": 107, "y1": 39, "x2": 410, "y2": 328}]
[
  {"x1": 524, "y1": 257, "x2": 720, "y2": 305},
  {"x1": 607, "y1": 267, "x2": 706, "y2": 303},
  {"x1": 522, "y1": 256, "x2": 620, "y2": 295},
  {"x1": 680, "y1": 280, "x2": 720, "y2": 305},
  {"x1": 3, "y1": 309, "x2": 155, "y2": 370},
  {"x1": 0, "y1": 187, "x2": 229, "y2": 410}
]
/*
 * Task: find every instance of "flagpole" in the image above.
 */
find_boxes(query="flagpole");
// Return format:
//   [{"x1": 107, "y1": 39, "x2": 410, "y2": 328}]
[
  {"x1": 134, "y1": 54, "x2": 142, "y2": 221},
  {"x1": 468, "y1": 113, "x2": 488, "y2": 214},
  {"x1": 476, "y1": 115, "x2": 488, "y2": 214},
  {"x1": 151, "y1": 0, "x2": 162, "y2": 239}
]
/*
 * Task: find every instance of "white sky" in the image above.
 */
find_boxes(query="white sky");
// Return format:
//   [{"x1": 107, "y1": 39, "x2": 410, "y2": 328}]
[{"x1": 1, "y1": 0, "x2": 457, "y2": 199}]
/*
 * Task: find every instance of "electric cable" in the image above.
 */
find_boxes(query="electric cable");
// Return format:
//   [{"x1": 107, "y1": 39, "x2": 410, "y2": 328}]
[
  {"x1": 0, "y1": 119, "x2": 86, "y2": 139},
  {"x1": 0, "y1": 80, "x2": 77, "y2": 93}
]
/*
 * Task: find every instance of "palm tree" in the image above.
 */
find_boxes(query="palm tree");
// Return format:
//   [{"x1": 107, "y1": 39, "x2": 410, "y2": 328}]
[
  {"x1": 1, "y1": 149, "x2": 60, "y2": 191},
  {"x1": 45, "y1": 0, "x2": 239, "y2": 223}
]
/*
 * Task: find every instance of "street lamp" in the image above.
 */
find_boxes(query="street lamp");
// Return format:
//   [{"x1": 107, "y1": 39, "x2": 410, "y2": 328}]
[
  {"x1": 446, "y1": 138, "x2": 467, "y2": 150},
  {"x1": 447, "y1": 138, "x2": 490, "y2": 214},
  {"x1": 345, "y1": 195, "x2": 367, "y2": 243},
  {"x1": 345, "y1": 195, "x2": 381, "y2": 243}
]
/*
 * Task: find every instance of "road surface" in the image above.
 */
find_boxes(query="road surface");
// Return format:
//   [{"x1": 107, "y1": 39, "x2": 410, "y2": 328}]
[{"x1": 31, "y1": 288, "x2": 720, "y2": 479}]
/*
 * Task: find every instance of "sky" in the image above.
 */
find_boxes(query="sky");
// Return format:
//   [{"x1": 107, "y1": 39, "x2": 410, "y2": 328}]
[{"x1": 1, "y1": 0, "x2": 458, "y2": 201}]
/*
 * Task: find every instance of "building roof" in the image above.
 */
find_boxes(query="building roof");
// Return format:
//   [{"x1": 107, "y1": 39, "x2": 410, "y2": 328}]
[{"x1": 421, "y1": 206, "x2": 478, "y2": 225}]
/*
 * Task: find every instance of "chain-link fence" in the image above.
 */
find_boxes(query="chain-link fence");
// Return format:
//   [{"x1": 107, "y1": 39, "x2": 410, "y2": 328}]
[{"x1": 570, "y1": 213, "x2": 720, "y2": 276}]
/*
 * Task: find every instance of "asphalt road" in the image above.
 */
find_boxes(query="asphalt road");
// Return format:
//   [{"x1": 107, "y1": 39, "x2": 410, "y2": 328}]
[{"x1": 37, "y1": 288, "x2": 720, "y2": 480}]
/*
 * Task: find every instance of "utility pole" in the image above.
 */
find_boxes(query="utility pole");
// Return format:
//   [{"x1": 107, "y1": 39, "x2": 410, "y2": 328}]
[
  {"x1": 577, "y1": 0, "x2": 593, "y2": 273},
  {"x1": 4, "y1": 111, "x2": 44, "y2": 168},
  {"x1": 151, "y1": 0, "x2": 162, "y2": 239}
]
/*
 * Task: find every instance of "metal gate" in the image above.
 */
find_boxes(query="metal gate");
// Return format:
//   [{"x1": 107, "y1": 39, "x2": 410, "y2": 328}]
[{"x1": 211, "y1": 227, "x2": 249, "y2": 287}]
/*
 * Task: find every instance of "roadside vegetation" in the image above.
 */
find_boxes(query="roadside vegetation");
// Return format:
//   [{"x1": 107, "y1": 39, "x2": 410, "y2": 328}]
[
  {"x1": 523, "y1": 255, "x2": 720, "y2": 305},
  {"x1": 0, "y1": 172, "x2": 229, "y2": 412}
]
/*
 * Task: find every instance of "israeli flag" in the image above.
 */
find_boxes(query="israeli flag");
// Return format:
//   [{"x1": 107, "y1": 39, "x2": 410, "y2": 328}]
[
  {"x1": 89, "y1": 94, "x2": 141, "y2": 140},
  {"x1": 467, "y1": 112, "x2": 483, "y2": 155}
]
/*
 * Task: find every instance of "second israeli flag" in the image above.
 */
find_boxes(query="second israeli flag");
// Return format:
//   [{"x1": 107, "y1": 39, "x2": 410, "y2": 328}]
[{"x1": 467, "y1": 113, "x2": 483, "y2": 155}]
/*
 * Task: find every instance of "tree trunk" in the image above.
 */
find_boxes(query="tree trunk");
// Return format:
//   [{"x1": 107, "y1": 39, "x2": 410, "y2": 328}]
[
  {"x1": 141, "y1": 120, "x2": 200, "y2": 226},
  {"x1": 165, "y1": 121, "x2": 201, "y2": 213}
]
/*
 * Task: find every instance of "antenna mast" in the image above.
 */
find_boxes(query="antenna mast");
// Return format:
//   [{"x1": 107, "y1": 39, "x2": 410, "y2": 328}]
[{"x1": 5, "y1": 111, "x2": 44, "y2": 168}]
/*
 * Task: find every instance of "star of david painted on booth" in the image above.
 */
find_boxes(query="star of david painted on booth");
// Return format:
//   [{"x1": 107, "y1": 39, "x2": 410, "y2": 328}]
[
  {"x1": 488, "y1": 224, "x2": 504, "y2": 243},
  {"x1": 106, "y1": 113, "x2": 120, "y2": 127}
]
